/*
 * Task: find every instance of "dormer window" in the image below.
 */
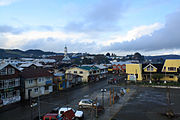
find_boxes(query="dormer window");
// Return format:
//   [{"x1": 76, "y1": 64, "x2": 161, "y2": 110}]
[{"x1": 147, "y1": 66, "x2": 153, "y2": 71}]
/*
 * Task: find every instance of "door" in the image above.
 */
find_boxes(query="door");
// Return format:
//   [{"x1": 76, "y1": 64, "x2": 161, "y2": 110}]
[{"x1": 40, "y1": 87, "x2": 45, "y2": 95}]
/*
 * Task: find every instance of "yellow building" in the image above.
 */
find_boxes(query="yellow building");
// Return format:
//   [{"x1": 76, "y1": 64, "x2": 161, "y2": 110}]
[
  {"x1": 127, "y1": 59, "x2": 180, "y2": 82},
  {"x1": 126, "y1": 64, "x2": 142, "y2": 81},
  {"x1": 161, "y1": 59, "x2": 180, "y2": 82},
  {"x1": 65, "y1": 66, "x2": 100, "y2": 82}
]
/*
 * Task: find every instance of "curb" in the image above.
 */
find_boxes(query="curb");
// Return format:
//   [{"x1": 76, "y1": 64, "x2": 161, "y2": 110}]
[{"x1": 151, "y1": 86, "x2": 180, "y2": 89}]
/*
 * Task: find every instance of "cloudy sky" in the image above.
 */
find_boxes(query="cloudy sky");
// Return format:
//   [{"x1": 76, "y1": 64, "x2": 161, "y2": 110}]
[{"x1": 0, "y1": 0, "x2": 180, "y2": 55}]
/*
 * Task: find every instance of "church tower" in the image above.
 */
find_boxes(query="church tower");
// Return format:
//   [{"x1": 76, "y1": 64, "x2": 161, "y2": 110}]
[
  {"x1": 64, "y1": 45, "x2": 67, "y2": 57},
  {"x1": 62, "y1": 45, "x2": 71, "y2": 64}
]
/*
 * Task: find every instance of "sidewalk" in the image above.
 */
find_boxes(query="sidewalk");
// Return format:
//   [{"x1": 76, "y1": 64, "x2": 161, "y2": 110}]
[{"x1": 85, "y1": 86, "x2": 136, "y2": 120}]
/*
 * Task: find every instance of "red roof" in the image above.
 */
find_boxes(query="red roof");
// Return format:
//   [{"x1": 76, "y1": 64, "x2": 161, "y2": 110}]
[{"x1": 21, "y1": 67, "x2": 53, "y2": 78}]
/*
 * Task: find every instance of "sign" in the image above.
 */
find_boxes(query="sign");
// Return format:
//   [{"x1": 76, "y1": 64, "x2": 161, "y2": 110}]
[
  {"x1": 46, "y1": 80, "x2": 52, "y2": 85},
  {"x1": 129, "y1": 75, "x2": 136, "y2": 81}
]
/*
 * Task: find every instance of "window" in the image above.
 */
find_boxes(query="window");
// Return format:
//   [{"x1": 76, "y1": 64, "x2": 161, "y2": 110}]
[
  {"x1": 168, "y1": 67, "x2": 176, "y2": 71},
  {"x1": 38, "y1": 78, "x2": 43, "y2": 82},
  {"x1": 74, "y1": 71, "x2": 77, "y2": 73},
  {"x1": 8, "y1": 68, "x2": 15, "y2": 75},
  {"x1": 29, "y1": 80, "x2": 33, "y2": 84},
  {"x1": 113, "y1": 66, "x2": 116, "y2": 68},
  {"x1": 0, "y1": 68, "x2": 7, "y2": 75},
  {"x1": 51, "y1": 118, "x2": 57, "y2": 120},
  {"x1": 34, "y1": 88, "x2": 38, "y2": 93},
  {"x1": 45, "y1": 118, "x2": 49, "y2": 120},
  {"x1": 0, "y1": 81, "x2": 3, "y2": 89},
  {"x1": 164, "y1": 66, "x2": 166, "y2": 71},
  {"x1": 7, "y1": 91, "x2": 13, "y2": 98},
  {"x1": 147, "y1": 66, "x2": 153, "y2": 71},
  {"x1": 4, "y1": 80, "x2": 9, "y2": 89},
  {"x1": 80, "y1": 71, "x2": 83, "y2": 74},
  {"x1": 169, "y1": 75, "x2": 174, "y2": 78},
  {"x1": 45, "y1": 86, "x2": 49, "y2": 90},
  {"x1": 15, "y1": 79, "x2": 20, "y2": 86},
  {"x1": 9, "y1": 79, "x2": 15, "y2": 87}
]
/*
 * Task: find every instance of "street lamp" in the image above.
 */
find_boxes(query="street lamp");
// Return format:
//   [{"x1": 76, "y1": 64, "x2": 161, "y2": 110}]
[{"x1": 101, "y1": 88, "x2": 106, "y2": 107}]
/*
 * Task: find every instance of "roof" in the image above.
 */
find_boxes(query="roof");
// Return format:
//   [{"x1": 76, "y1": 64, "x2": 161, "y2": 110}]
[
  {"x1": 142, "y1": 64, "x2": 163, "y2": 74},
  {"x1": 54, "y1": 72, "x2": 64, "y2": 77},
  {"x1": 78, "y1": 66, "x2": 99, "y2": 71},
  {"x1": 62, "y1": 56, "x2": 71, "y2": 61},
  {"x1": 21, "y1": 68, "x2": 53, "y2": 78},
  {"x1": 94, "y1": 65, "x2": 107, "y2": 69},
  {"x1": 0, "y1": 62, "x2": 20, "y2": 71},
  {"x1": 19, "y1": 63, "x2": 43, "y2": 68}
]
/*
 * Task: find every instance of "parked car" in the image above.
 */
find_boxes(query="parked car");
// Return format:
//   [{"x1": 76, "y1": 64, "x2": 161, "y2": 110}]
[
  {"x1": 43, "y1": 109, "x2": 75, "y2": 120},
  {"x1": 78, "y1": 99, "x2": 99, "y2": 109},
  {"x1": 58, "y1": 107, "x2": 84, "y2": 120}
]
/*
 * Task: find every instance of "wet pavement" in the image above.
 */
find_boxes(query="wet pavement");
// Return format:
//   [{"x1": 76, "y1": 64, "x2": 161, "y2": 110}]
[
  {"x1": 112, "y1": 86, "x2": 180, "y2": 120},
  {"x1": 2, "y1": 74, "x2": 180, "y2": 120}
]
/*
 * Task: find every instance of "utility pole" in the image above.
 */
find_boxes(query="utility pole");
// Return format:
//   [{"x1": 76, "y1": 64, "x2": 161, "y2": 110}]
[
  {"x1": 38, "y1": 96, "x2": 41, "y2": 120},
  {"x1": 113, "y1": 88, "x2": 114, "y2": 104},
  {"x1": 95, "y1": 97, "x2": 98, "y2": 118},
  {"x1": 109, "y1": 89, "x2": 111, "y2": 106},
  {"x1": 28, "y1": 89, "x2": 33, "y2": 120}
]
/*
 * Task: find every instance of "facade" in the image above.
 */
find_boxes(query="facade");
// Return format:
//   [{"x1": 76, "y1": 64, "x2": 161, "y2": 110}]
[
  {"x1": 126, "y1": 64, "x2": 142, "y2": 81},
  {"x1": 66, "y1": 73, "x2": 82, "y2": 87},
  {"x1": 142, "y1": 64, "x2": 163, "y2": 81},
  {"x1": 65, "y1": 66, "x2": 100, "y2": 82},
  {"x1": 126, "y1": 59, "x2": 180, "y2": 82},
  {"x1": 161, "y1": 59, "x2": 180, "y2": 82},
  {"x1": 53, "y1": 73, "x2": 67, "y2": 90},
  {"x1": 94, "y1": 65, "x2": 108, "y2": 79},
  {"x1": 21, "y1": 67, "x2": 53, "y2": 100},
  {"x1": 0, "y1": 63, "x2": 21, "y2": 106}
]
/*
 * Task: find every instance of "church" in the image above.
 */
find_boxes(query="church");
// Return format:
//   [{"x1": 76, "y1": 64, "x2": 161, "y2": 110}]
[{"x1": 62, "y1": 46, "x2": 71, "y2": 64}]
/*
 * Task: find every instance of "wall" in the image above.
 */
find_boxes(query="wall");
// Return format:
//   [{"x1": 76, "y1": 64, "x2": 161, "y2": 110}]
[
  {"x1": 66, "y1": 67, "x2": 89, "y2": 82},
  {"x1": 126, "y1": 64, "x2": 142, "y2": 81}
]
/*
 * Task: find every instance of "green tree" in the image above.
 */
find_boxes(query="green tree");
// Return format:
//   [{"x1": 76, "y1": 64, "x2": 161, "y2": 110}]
[{"x1": 152, "y1": 74, "x2": 164, "y2": 81}]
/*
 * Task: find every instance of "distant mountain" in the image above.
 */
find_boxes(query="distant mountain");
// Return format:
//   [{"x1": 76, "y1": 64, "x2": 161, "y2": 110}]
[
  {"x1": 0, "y1": 48, "x2": 59, "y2": 58},
  {"x1": 145, "y1": 54, "x2": 180, "y2": 60}
]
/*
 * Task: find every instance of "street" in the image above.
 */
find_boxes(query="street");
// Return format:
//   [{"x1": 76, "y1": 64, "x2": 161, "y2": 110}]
[
  {"x1": 112, "y1": 87, "x2": 180, "y2": 120},
  {"x1": 0, "y1": 77, "x2": 110, "y2": 120}
]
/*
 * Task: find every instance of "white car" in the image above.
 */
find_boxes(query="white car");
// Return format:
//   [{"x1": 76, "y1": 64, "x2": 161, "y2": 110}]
[
  {"x1": 58, "y1": 107, "x2": 84, "y2": 120},
  {"x1": 78, "y1": 99, "x2": 99, "y2": 108}
]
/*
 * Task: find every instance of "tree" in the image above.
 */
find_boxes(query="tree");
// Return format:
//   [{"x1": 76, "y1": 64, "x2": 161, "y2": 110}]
[
  {"x1": 152, "y1": 74, "x2": 164, "y2": 82},
  {"x1": 106, "y1": 52, "x2": 110, "y2": 56}
]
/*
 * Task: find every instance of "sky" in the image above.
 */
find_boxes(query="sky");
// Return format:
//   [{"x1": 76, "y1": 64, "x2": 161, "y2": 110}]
[{"x1": 0, "y1": 0, "x2": 180, "y2": 56}]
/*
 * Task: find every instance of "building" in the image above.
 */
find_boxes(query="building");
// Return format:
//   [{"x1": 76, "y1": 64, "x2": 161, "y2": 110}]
[
  {"x1": 94, "y1": 65, "x2": 108, "y2": 79},
  {"x1": 161, "y1": 59, "x2": 180, "y2": 82},
  {"x1": 126, "y1": 59, "x2": 180, "y2": 82},
  {"x1": 0, "y1": 62, "x2": 21, "y2": 106},
  {"x1": 65, "y1": 73, "x2": 82, "y2": 87},
  {"x1": 53, "y1": 72, "x2": 66, "y2": 91},
  {"x1": 126, "y1": 64, "x2": 142, "y2": 81},
  {"x1": 21, "y1": 67, "x2": 53, "y2": 100},
  {"x1": 65, "y1": 66, "x2": 100, "y2": 82},
  {"x1": 62, "y1": 46, "x2": 71, "y2": 64}
]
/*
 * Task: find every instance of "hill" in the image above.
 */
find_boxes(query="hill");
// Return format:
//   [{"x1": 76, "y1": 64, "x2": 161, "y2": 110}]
[{"x1": 0, "y1": 48, "x2": 58, "y2": 58}]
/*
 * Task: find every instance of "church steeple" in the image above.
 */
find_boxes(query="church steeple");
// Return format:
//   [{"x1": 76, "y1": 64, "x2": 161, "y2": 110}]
[{"x1": 64, "y1": 45, "x2": 67, "y2": 57}]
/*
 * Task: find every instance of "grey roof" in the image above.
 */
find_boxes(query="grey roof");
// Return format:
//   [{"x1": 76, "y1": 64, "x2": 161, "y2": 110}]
[{"x1": 0, "y1": 62, "x2": 20, "y2": 71}]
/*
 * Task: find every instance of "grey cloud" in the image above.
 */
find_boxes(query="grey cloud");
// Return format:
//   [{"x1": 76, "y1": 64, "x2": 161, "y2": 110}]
[
  {"x1": 21, "y1": 38, "x2": 97, "y2": 53},
  {"x1": 102, "y1": 11, "x2": 180, "y2": 52},
  {"x1": 0, "y1": 25, "x2": 24, "y2": 34},
  {"x1": 64, "y1": 0, "x2": 126, "y2": 32}
]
